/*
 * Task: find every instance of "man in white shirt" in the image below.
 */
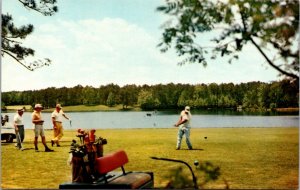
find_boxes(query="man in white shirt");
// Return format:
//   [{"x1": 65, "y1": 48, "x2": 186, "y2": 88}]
[
  {"x1": 14, "y1": 109, "x2": 25, "y2": 150},
  {"x1": 51, "y1": 104, "x2": 70, "y2": 147},
  {"x1": 174, "y1": 106, "x2": 193, "y2": 150}
]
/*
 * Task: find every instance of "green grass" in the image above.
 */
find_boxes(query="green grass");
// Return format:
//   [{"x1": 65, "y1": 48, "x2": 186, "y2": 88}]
[
  {"x1": 43, "y1": 104, "x2": 140, "y2": 112},
  {"x1": 1, "y1": 127, "x2": 298, "y2": 189},
  {"x1": 4, "y1": 104, "x2": 141, "y2": 112}
]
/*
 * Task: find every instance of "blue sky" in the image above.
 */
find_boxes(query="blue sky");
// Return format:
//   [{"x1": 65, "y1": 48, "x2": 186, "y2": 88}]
[{"x1": 2, "y1": 0, "x2": 281, "y2": 92}]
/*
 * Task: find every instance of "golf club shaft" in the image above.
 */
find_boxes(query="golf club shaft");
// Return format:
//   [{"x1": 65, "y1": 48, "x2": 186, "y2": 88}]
[{"x1": 151, "y1": 157, "x2": 198, "y2": 189}]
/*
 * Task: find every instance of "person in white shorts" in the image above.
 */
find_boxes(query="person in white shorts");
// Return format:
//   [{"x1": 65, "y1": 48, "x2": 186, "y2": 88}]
[{"x1": 32, "y1": 104, "x2": 53, "y2": 152}]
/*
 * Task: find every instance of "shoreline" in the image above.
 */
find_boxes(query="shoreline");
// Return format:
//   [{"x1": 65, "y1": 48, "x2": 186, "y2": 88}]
[{"x1": 2, "y1": 104, "x2": 299, "y2": 113}]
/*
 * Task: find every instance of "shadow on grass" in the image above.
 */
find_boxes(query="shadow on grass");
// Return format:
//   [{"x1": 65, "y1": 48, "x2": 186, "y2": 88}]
[
  {"x1": 1, "y1": 142, "x2": 12, "y2": 146},
  {"x1": 53, "y1": 145, "x2": 70, "y2": 147},
  {"x1": 178, "y1": 148, "x2": 204, "y2": 151},
  {"x1": 21, "y1": 147, "x2": 35, "y2": 151}
]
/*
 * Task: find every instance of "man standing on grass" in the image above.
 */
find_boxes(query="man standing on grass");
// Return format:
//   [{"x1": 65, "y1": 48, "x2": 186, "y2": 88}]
[
  {"x1": 174, "y1": 106, "x2": 193, "y2": 150},
  {"x1": 14, "y1": 108, "x2": 25, "y2": 150},
  {"x1": 51, "y1": 104, "x2": 71, "y2": 147},
  {"x1": 32, "y1": 104, "x2": 54, "y2": 152}
]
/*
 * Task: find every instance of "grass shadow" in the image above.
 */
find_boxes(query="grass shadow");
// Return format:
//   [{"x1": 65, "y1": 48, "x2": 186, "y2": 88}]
[
  {"x1": 21, "y1": 147, "x2": 34, "y2": 151},
  {"x1": 1, "y1": 142, "x2": 13, "y2": 146},
  {"x1": 178, "y1": 148, "x2": 204, "y2": 151}
]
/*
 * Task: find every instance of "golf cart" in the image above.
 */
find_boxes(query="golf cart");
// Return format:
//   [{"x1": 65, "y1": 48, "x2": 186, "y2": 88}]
[
  {"x1": 1, "y1": 115, "x2": 16, "y2": 143},
  {"x1": 59, "y1": 129, "x2": 154, "y2": 189}
]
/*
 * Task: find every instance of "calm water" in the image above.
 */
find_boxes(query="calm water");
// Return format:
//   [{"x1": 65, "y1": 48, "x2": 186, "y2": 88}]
[{"x1": 2, "y1": 111, "x2": 299, "y2": 130}]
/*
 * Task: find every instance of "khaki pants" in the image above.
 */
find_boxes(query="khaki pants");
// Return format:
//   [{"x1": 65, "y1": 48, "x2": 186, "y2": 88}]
[{"x1": 52, "y1": 122, "x2": 63, "y2": 144}]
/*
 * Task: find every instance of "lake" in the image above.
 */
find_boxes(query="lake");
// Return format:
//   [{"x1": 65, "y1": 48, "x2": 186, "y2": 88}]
[{"x1": 2, "y1": 110, "x2": 299, "y2": 129}]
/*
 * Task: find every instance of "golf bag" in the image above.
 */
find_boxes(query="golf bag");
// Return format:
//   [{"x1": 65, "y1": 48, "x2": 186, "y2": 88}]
[{"x1": 69, "y1": 129, "x2": 107, "y2": 183}]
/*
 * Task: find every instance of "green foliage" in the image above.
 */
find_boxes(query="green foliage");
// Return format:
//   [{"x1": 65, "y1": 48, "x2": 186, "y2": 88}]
[
  {"x1": 1, "y1": 0, "x2": 58, "y2": 70},
  {"x1": 120, "y1": 85, "x2": 138, "y2": 109},
  {"x1": 196, "y1": 161, "x2": 221, "y2": 187},
  {"x1": 18, "y1": 0, "x2": 58, "y2": 16},
  {"x1": 178, "y1": 89, "x2": 194, "y2": 108},
  {"x1": 2, "y1": 80, "x2": 298, "y2": 110},
  {"x1": 164, "y1": 166, "x2": 194, "y2": 189},
  {"x1": 106, "y1": 92, "x2": 115, "y2": 107},
  {"x1": 82, "y1": 86, "x2": 97, "y2": 105},
  {"x1": 157, "y1": 0, "x2": 299, "y2": 79},
  {"x1": 137, "y1": 90, "x2": 160, "y2": 110},
  {"x1": 164, "y1": 161, "x2": 223, "y2": 189},
  {"x1": 1, "y1": 101, "x2": 6, "y2": 110}
]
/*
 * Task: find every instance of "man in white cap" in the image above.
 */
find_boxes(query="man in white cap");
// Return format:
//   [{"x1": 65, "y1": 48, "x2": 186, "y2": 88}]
[
  {"x1": 32, "y1": 104, "x2": 53, "y2": 152},
  {"x1": 51, "y1": 104, "x2": 71, "y2": 147},
  {"x1": 14, "y1": 108, "x2": 25, "y2": 150},
  {"x1": 174, "y1": 106, "x2": 193, "y2": 150}
]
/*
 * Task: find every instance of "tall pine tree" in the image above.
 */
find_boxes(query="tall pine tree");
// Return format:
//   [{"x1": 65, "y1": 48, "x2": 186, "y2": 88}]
[{"x1": 1, "y1": 0, "x2": 58, "y2": 71}]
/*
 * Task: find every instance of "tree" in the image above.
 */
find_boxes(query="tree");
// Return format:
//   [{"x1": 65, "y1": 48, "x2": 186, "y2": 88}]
[
  {"x1": 137, "y1": 90, "x2": 160, "y2": 110},
  {"x1": 120, "y1": 85, "x2": 139, "y2": 109},
  {"x1": 157, "y1": 0, "x2": 299, "y2": 80},
  {"x1": 106, "y1": 92, "x2": 116, "y2": 107},
  {"x1": 82, "y1": 86, "x2": 97, "y2": 105},
  {"x1": 177, "y1": 89, "x2": 193, "y2": 108},
  {"x1": 2, "y1": 0, "x2": 58, "y2": 71}
]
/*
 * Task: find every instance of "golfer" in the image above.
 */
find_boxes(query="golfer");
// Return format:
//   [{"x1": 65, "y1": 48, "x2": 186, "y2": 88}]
[
  {"x1": 32, "y1": 104, "x2": 53, "y2": 152},
  {"x1": 51, "y1": 104, "x2": 70, "y2": 147},
  {"x1": 174, "y1": 106, "x2": 193, "y2": 150},
  {"x1": 14, "y1": 108, "x2": 25, "y2": 150}
]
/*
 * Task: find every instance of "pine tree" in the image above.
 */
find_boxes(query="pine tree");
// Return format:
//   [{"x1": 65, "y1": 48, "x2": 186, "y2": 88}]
[{"x1": 1, "y1": 0, "x2": 58, "y2": 71}]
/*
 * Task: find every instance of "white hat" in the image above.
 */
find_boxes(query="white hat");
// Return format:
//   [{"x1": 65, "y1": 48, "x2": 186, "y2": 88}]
[
  {"x1": 17, "y1": 108, "x2": 24, "y2": 112},
  {"x1": 34, "y1": 104, "x2": 43, "y2": 109},
  {"x1": 56, "y1": 104, "x2": 62, "y2": 109},
  {"x1": 185, "y1": 106, "x2": 190, "y2": 112}
]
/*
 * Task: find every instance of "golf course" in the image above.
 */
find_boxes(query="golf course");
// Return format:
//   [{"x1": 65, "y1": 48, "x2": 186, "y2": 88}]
[{"x1": 1, "y1": 127, "x2": 298, "y2": 189}]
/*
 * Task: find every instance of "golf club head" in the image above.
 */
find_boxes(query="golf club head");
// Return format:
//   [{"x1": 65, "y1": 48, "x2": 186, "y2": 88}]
[{"x1": 194, "y1": 160, "x2": 199, "y2": 166}]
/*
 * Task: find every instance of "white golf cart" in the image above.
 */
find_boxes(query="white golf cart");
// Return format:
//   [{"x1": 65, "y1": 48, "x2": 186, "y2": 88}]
[{"x1": 1, "y1": 115, "x2": 16, "y2": 143}]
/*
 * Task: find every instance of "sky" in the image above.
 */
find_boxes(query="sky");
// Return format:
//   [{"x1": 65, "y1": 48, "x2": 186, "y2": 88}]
[{"x1": 1, "y1": 0, "x2": 282, "y2": 92}]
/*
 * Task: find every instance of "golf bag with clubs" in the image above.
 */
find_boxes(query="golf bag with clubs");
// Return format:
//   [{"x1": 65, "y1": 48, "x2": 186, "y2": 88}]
[{"x1": 69, "y1": 129, "x2": 107, "y2": 183}]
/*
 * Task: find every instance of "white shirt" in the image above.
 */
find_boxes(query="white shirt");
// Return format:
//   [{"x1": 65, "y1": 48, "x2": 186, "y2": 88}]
[
  {"x1": 51, "y1": 110, "x2": 65, "y2": 122},
  {"x1": 180, "y1": 110, "x2": 191, "y2": 128},
  {"x1": 14, "y1": 114, "x2": 23, "y2": 125}
]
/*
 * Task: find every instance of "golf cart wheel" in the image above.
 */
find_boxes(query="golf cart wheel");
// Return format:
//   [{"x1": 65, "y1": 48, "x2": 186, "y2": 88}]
[{"x1": 6, "y1": 135, "x2": 13, "y2": 143}]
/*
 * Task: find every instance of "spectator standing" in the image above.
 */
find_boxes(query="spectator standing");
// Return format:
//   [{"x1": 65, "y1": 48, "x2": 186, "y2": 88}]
[
  {"x1": 14, "y1": 108, "x2": 25, "y2": 150},
  {"x1": 32, "y1": 104, "x2": 53, "y2": 152},
  {"x1": 51, "y1": 104, "x2": 71, "y2": 147}
]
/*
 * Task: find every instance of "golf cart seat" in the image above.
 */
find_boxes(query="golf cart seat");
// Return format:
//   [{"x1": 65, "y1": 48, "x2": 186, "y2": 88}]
[{"x1": 59, "y1": 150, "x2": 154, "y2": 189}]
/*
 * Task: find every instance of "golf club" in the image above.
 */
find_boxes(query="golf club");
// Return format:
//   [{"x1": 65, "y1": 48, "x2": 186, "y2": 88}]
[{"x1": 151, "y1": 156, "x2": 198, "y2": 189}]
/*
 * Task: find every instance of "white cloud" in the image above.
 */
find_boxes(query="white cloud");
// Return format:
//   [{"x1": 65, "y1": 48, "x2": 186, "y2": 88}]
[
  {"x1": 2, "y1": 16, "x2": 281, "y2": 92},
  {"x1": 17, "y1": 15, "x2": 29, "y2": 23}
]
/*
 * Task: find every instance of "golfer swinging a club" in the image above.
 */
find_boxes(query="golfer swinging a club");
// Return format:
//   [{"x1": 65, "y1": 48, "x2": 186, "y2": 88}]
[{"x1": 174, "y1": 106, "x2": 193, "y2": 150}]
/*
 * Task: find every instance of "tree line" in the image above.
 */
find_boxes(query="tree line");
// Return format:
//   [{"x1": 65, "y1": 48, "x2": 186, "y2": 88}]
[{"x1": 1, "y1": 80, "x2": 298, "y2": 111}]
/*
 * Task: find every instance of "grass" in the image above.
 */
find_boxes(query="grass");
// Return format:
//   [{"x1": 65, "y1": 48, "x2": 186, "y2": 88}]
[
  {"x1": 43, "y1": 104, "x2": 138, "y2": 112},
  {"x1": 4, "y1": 104, "x2": 141, "y2": 112},
  {"x1": 1, "y1": 127, "x2": 298, "y2": 189}
]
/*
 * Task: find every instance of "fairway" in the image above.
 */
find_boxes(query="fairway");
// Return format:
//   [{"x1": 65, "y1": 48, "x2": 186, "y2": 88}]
[{"x1": 1, "y1": 127, "x2": 298, "y2": 189}]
